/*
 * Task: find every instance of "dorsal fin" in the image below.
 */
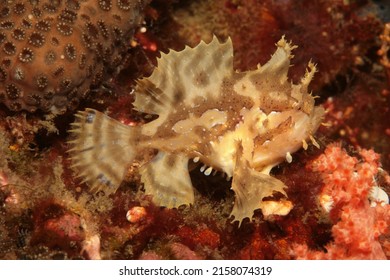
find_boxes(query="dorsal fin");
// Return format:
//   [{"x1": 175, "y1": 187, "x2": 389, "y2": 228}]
[{"x1": 133, "y1": 36, "x2": 234, "y2": 115}]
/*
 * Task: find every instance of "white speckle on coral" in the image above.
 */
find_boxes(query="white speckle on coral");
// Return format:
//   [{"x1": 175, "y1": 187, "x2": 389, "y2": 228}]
[
  {"x1": 261, "y1": 200, "x2": 293, "y2": 217},
  {"x1": 81, "y1": 234, "x2": 101, "y2": 260},
  {"x1": 320, "y1": 194, "x2": 334, "y2": 213},
  {"x1": 369, "y1": 185, "x2": 389, "y2": 207},
  {"x1": 126, "y1": 206, "x2": 147, "y2": 223}
]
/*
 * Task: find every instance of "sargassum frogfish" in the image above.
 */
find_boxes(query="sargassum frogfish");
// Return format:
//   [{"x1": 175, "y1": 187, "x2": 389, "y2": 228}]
[{"x1": 68, "y1": 36, "x2": 325, "y2": 225}]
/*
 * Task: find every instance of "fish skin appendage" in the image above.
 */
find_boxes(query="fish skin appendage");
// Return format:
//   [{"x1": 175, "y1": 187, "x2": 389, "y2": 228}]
[{"x1": 68, "y1": 36, "x2": 325, "y2": 225}]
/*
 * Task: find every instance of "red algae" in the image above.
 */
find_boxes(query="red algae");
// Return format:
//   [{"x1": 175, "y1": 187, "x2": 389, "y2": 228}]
[
  {"x1": 175, "y1": 225, "x2": 221, "y2": 250},
  {"x1": 160, "y1": 0, "x2": 381, "y2": 91},
  {"x1": 169, "y1": 243, "x2": 203, "y2": 260},
  {"x1": 0, "y1": 0, "x2": 389, "y2": 260},
  {"x1": 31, "y1": 202, "x2": 85, "y2": 252}
]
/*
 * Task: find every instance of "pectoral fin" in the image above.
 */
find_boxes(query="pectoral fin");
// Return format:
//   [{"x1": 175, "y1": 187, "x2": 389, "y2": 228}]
[
  {"x1": 140, "y1": 152, "x2": 194, "y2": 208},
  {"x1": 230, "y1": 143, "x2": 287, "y2": 225}
]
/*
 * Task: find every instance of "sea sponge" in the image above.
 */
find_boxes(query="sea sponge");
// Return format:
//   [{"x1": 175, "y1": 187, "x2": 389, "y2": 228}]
[{"x1": 0, "y1": 0, "x2": 149, "y2": 113}]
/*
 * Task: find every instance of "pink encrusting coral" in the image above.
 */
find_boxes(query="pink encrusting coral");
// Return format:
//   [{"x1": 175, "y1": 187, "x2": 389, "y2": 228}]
[{"x1": 292, "y1": 144, "x2": 390, "y2": 259}]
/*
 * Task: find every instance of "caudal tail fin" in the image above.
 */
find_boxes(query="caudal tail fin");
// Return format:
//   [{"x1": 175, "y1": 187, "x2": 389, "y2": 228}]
[{"x1": 68, "y1": 108, "x2": 138, "y2": 195}]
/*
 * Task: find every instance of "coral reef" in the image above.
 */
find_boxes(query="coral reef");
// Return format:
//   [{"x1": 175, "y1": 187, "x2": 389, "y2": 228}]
[
  {"x1": 0, "y1": 0, "x2": 149, "y2": 113},
  {"x1": 292, "y1": 144, "x2": 390, "y2": 259},
  {"x1": 0, "y1": 0, "x2": 389, "y2": 260}
]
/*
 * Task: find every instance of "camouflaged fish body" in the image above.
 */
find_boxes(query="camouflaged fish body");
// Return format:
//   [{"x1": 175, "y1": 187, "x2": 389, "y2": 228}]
[{"x1": 69, "y1": 36, "x2": 325, "y2": 224}]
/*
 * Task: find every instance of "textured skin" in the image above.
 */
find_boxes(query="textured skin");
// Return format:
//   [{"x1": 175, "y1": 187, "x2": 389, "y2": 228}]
[
  {"x1": 69, "y1": 37, "x2": 325, "y2": 224},
  {"x1": 0, "y1": 0, "x2": 149, "y2": 113}
]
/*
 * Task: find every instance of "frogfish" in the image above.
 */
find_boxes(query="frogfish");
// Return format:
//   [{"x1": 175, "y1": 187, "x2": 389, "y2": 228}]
[{"x1": 68, "y1": 36, "x2": 325, "y2": 224}]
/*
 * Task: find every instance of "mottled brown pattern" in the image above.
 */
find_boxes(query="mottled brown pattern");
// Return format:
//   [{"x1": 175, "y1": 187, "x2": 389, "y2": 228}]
[
  {"x1": 69, "y1": 37, "x2": 325, "y2": 224},
  {"x1": 193, "y1": 71, "x2": 209, "y2": 87},
  {"x1": 254, "y1": 116, "x2": 293, "y2": 146}
]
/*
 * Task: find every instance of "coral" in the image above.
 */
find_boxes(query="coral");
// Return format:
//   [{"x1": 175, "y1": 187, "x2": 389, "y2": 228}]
[
  {"x1": 0, "y1": 123, "x2": 102, "y2": 259},
  {"x1": 320, "y1": 71, "x2": 390, "y2": 170},
  {"x1": 31, "y1": 201, "x2": 86, "y2": 251},
  {"x1": 0, "y1": 0, "x2": 389, "y2": 261},
  {"x1": 292, "y1": 144, "x2": 390, "y2": 259},
  {"x1": 0, "y1": 0, "x2": 150, "y2": 113}
]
